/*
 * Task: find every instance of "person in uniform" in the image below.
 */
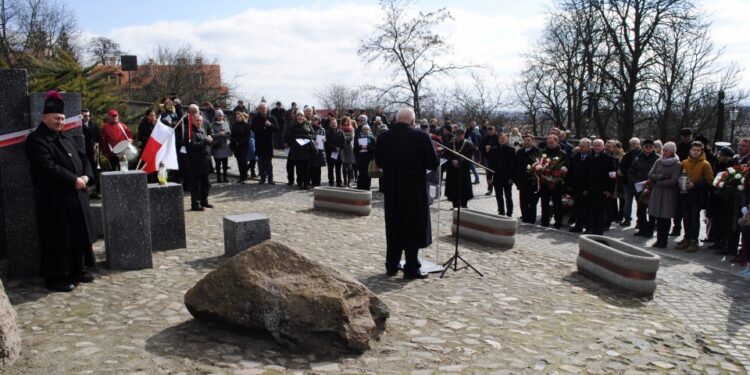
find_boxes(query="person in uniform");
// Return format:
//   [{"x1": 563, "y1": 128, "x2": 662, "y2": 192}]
[
  {"x1": 376, "y1": 108, "x2": 439, "y2": 280},
  {"x1": 26, "y1": 91, "x2": 97, "y2": 292},
  {"x1": 444, "y1": 128, "x2": 476, "y2": 208}
]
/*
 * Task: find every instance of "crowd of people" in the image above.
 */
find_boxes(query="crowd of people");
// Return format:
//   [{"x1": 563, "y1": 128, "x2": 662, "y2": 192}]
[{"x1": 81, "y1": 97, "x2": 750, "y2": 266}]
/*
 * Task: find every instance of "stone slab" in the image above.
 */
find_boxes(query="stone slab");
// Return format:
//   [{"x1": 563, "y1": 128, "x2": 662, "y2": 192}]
[
  {"x1": 101, "y1": 171, "x2": 152, "y2": 270},
  {"x1": 148, "y1": 183, "x2": 186, "y2": 251},
  {"x1": 223, "y1": 213, "x2": 271, "y2": 257}
]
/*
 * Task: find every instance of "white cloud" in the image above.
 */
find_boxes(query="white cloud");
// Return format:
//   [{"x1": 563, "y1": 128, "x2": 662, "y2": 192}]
[{"x1": 106, "y1": 2, "x2": 545, "y2": 108}]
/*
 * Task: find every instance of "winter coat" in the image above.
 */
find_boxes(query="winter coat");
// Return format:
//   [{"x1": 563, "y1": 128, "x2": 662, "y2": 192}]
[
  {"x1": 354, "y1": 133, "x2": 376, "y2": 167},
  {"x1": 310, "y1": 125, "x2": 327, "y2": 167},
  {"x1": 487, "y1": 143, "x2": 516, "y2": 187},
  {"x1": 628, "y1": 151, "x2": 659, "y2": 186},
  {"x1": 231, "y1": 121, "x2": 252, "y2": 154},
  {"x1": 210, "y1": 120, "x2": 232, "y2": 159},
  {"x1": 285, "y1": 119, "x2": 315, "y2": 162},
  {"x1": 250, "y1": 114, "x2": 279, "y2": 159},
  {"x1": 648, "y1": 156, "x2": 682, "y2": 218},
  {"x1": 341, "y1": 128, "x2": 356, "y2": 164},
  {"x1": 184, "y1": 126, "x2": 213, "y2": 177},
  {"x1": 681, "y1": 152, "x2": 714, "y2": 208},
  {"x1": 26, "y1": 123, "x2": 96, "y2": 278},
  {"x1": 376, "y1": 122, "x2": 439, "y2": 250},
  {"x1": 325, "y1": 128, "x2": 345, "y2": 159}
]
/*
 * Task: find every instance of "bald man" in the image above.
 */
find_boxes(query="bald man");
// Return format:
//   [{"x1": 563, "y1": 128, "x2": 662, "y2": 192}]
[{"x1": 376, "y1": 108, "x2": 439, "y2": 280}]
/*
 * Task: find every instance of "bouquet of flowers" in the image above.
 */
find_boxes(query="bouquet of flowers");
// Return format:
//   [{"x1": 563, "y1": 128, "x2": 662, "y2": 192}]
[
  {"x1": 639, "y1": 180, "x2": 653, "y2": 206},
  {"x1": 528, "y1": 154, "x2": 568, "y2": 190},
  {"x1": 713, "y1": 165, "x2": 749, "y2": 191}
]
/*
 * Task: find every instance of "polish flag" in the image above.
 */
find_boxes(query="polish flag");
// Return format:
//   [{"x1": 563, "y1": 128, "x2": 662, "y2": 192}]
[{"x1": 140, "y1": 119, "x2": 179, "y2": 174}]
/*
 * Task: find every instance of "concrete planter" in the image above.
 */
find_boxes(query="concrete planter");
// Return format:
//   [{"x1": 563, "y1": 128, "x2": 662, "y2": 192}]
[
  {"x1": 577, "y1": 235, "x2": 660, "y2": 295},
  {"x1": 450, "y1": 209, "x2": 517, "y2": 248},
  {"x1": 313, "y1": 187, "x2": 372, "y2": 216}
]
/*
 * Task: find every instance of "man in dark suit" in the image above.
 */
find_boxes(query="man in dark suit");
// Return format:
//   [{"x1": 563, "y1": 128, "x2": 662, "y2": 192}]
[
  {"x1": 584, "y1": 139, "x2": 617, "y2": 235},
  {"x1": 567, "y1": 138, "x2": 592, "y2": 232},
  {"x1": 539, "y1": 134, "x2": 568, "y2": 228},
  {"x1": 81, "y1": 108, "x2": 101, "y2": 199},
  {"x1": 26, "y1": 91, "x2": 97, "y2": 292},
  {"x1": 515, "y1": 134, "x2": 540, "y2": 223},
  {"x1": 487, "y1": 132, "x2": 516, "y2": 216},
  {"x1": 376, "y1": 108, "x2": 439, "y2": 280}
]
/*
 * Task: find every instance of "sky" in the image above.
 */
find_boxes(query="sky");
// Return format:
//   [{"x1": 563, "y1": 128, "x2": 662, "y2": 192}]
[{"x1": 67, "y1": 0, "x2": 750, "y2": 108}]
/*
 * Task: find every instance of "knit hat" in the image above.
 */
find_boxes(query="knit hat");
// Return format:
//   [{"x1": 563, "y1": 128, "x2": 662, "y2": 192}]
[
  {"x1": 214, "y1": 110, "x2": 225, "y2": 117},
  {"x1": 43, "y1": 91, "x2": 64, "y2": 115},
  {"x1": 663, "y1": 141, "x2": 677, "y2": 154}
]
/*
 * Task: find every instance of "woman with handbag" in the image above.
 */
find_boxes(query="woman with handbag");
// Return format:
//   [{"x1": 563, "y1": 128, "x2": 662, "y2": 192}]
[{"x1": 354, "y1": 125, "x2": 377, "y2": 190}]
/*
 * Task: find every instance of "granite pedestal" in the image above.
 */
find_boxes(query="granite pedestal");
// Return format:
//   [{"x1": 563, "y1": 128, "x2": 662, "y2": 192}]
[
  {"x1": 101, "y1": 171, "x2": 153, "y2": 270},
  {"x1": 89, "y1": 202, "x2": 104, "y2": 239},
  {"x1": 148, "y1": 183, "x2": 186, "y2": 251},
  {"x1": 223, "y1": 213, "x2": 271, "y2": 257}
]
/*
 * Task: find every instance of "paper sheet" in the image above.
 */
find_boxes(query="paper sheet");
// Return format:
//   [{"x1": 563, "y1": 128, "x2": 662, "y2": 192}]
[
  {"x1": 330, "y1": 151, "x2": 339, "y2": 160},
  {"x1": 634, "y1": 180, "x2": 647, "y2": 193},
  {"x1": 296, "y1": 138, "x2": 311, "y2": 146},
  {"x1": 358, "y1": 138, "x2": 368, "y2": 147},
  {"x1": 316, "y1": 135, "x2": 325, "y2": 150}
]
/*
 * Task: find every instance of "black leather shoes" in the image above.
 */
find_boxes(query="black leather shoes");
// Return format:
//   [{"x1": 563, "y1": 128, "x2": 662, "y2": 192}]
[
  {"x1": 45, "y1": 280, "x2": 75, "y2": 292},
  {"x1": 202, "y1": 203, "x2": 214, "y2": 209},
  {"x1": 78, "y1": 272, "x2": 95, "y2": 283},
  {"x1": 403, "y1": 271, "x2": 429, "y2": 280},
  {"x1": 386, "y1": 269, "x2": 398, "y2": 277},
  {"x1": 191, "y1": 206, "x2": 204, "y2": 211}
]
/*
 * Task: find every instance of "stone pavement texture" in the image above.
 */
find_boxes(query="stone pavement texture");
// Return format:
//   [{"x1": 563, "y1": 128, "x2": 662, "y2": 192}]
[{"x1": 0, "y1": 158, "x2": 748, "y2": 374}]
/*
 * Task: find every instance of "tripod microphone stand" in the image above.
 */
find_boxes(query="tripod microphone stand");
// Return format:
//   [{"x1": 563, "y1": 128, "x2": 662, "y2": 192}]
[{"x1": 433, "y1": 140, "x2": 494, "y2": 278}]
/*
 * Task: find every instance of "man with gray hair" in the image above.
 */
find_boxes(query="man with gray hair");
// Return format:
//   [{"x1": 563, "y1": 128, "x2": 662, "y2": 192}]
[
  {"x1": 375, "y1": 107, "x2": 439, "y2": 280},
  {"x1": 618, "y1": 137, "x2": 641, "y2": 227}
]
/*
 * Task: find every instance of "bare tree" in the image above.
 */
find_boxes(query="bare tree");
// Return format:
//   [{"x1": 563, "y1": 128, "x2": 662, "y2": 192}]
[
  {"x1": 87, "y1": 36, "x2": 122, "y2": 66},
  {"x1": 314, "y1": 83, "x2": 363, "y2": 118},
  {"x1": 0, "y1": 0, "x2": 79, "y2": 64},
  {"x1": 450, "y1": 69, "x2": 504, "y2": 125},
  {"x1": 358, "y1": 0, "x2": 466, "y2": 118}
]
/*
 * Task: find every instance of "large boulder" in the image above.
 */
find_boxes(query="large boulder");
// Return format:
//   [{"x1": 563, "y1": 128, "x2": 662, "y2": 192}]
[
  {"x1": 0, "y1": 280, "x2": 20, "y2": 365},
  {"x1": 184, "y1": 240, "x2": 389, "y2": 353}
]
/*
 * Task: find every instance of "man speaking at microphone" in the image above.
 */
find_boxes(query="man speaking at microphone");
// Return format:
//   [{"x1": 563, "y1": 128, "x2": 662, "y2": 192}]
[{"x1": 376, "y1": 108, "x2": 439, "y2": 280}]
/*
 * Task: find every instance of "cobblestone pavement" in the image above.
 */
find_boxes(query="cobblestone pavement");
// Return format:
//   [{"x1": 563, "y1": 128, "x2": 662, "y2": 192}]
[{"x1": 0, "y1": 157, "x2": 748, "y2": 374}]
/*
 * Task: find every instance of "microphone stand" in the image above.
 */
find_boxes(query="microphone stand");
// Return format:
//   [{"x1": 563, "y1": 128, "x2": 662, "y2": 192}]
[{"x1": 432, "y1": 139, "x2": 493, "y2": 278}]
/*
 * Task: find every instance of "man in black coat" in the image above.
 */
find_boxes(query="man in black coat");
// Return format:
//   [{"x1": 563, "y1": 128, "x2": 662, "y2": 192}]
[
  {"x1": 628, "y1": 139, "x2": 659, "y2": 236},
  {"x1": 567, "y1": 138, "x2": 592, "y2": 232},
  {"x1": 251, "y1": 102, "x2": 280, "y2": 184},
  {"x1": 515, "y1": 134, "x2": 541, "y2": 223},
  {"x1": 376, "y1": 108, "x2": 439, "y2": 280},
  {"x1": 618, "y1": 137, "x2": 641, "y2": 226},
  {"x1": 325, "y1": 118, "x2": 345, "y2": 187},
  {"x1": 584, "y1": 139, "x2": 617, "y2": 235},
  {"x1": 270, "y1": 101, "x2": 286, "y2": 149},
  {"x1": 488, "y1": 132, "x2": 516, "y2": 216},
  {"x1": 81, "y1": 108, "x2": 101, "y2": 199},
  {"x1": 26, "y1": 91, "x2": 97, "y2": 292},
  {"x1": 539, "y1": 134, "x2": 568, "y2": 228},
  {"x1": 480, "y1": 126, "x2": 499, "y2": 195},
  {"x1": 444, "y1": 129, "x2": 475, "y2": 208}
]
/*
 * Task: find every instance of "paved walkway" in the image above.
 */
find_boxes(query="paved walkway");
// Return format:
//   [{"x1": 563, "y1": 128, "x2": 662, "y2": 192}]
[{"x1": 0, "y1": 159, "x2": 748, "y2": 374}]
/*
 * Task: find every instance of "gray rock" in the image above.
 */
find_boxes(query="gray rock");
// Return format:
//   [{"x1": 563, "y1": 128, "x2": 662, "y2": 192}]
[
  {"x1": 223, "y1": 213, "x2": 270, "y2": 257},
  {"x1": 184, "y1": 240, "x2": 389, "y2": 353},
  {"x1": 0, "y1": 280, "x2": 21, "y2": 365}
]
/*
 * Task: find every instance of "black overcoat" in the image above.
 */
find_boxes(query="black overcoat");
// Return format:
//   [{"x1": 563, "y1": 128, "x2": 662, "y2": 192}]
[
  {"x1": 251, "y1": 114, "x2": 279, "y2": 159},
  {"x1": 26, "y1": 123, "x2": 96, "y2": 277},
  {"x1": 376, "y1": 123, "x2": 439, "y2": 250},
  {"x1": 444, "y1": 139, "x2": 475, "y2": 202},
  {"x1": 184, "y1": 126, "x2": 212, "y2": 177},
  {"x1": 487, "y1": 143, "x2": 516, "y2": 187}
]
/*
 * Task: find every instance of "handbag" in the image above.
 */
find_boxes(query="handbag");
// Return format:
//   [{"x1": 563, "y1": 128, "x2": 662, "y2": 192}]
[{"x1": 368, "y1": 159, "x2": 383, "y2": 178}]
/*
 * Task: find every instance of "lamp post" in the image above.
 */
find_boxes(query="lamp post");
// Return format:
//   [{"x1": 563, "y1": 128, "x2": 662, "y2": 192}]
[
  {"x1": 586, "y1": 77, "x2": 596, "y2": 136},
  {"x1": 730, "y1": 105, "x2": 739, "y2": 146}
]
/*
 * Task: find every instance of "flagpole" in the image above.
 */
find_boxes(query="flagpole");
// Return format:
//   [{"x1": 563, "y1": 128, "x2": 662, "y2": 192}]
[{"x1": 135, "y1": 159, "x2": 144, "y2": 171}]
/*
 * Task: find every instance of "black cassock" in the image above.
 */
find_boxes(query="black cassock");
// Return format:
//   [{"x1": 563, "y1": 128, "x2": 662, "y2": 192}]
[
  {"x1": 26, "y1": 123, "x2": 96, "y2": 280},
  {"x1": 444, "y1": 139, "x2": 475, "y2": 206},
  {"x1": 376, "y1": 123, "x2": 439, "y2": 273}
]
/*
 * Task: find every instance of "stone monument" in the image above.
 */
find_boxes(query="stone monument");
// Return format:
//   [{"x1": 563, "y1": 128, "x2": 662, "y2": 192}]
[
  {"x1": 147, "y1": 182, "x2": 186, "y2": 251},
  {"x1": 101, "y1": 171, "x2": 153, "y2": 270}
]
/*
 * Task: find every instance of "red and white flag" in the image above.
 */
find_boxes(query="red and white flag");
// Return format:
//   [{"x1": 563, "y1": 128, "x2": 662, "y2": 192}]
[{"x1": 140, "y1": 119, "x2": 178, "y2": 174}]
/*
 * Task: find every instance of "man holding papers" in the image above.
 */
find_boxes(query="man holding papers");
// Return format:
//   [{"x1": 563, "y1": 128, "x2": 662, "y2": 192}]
[{"x1": 285, "y1": 110, "x2": 316, "y2": 190}]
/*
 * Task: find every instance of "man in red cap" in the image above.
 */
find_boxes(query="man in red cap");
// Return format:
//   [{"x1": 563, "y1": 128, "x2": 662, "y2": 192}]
[
  {"x1": 99, "y1": 109, "x2": 133, "y2": 170},
  {"x1": 26, "y1": 91, "x2": 97, "y2": 292}
]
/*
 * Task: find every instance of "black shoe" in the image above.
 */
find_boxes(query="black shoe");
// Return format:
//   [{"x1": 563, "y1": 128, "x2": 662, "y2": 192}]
[
  {"x1": 569, "y1": 226, "x2": 583, "y2": 233},
  {"x1": 619, "y1": 220, "x2": 631, "y2": 227},
  {"x1": 268, "y1": 181, "x2": 276, "y2": 185},
  {"x1": 709, "y1": 243, "x2": 726, "y2": 250},
  {"x1": 634, "y1": 231, "x2": 652, "y2": 237},
  {"x1": 472, "y1": 180, "x2": 480, "y2": 185},
  {"x1": 540, "y1": 222, "x2": 550, "y2": 227},
  {"x1": 259, "y1": 180, "x2": 266, "y2": 184},
  {"x1": 329, "y1": 182, "x2": 334, "y2": 187},
  {"x1": 236, "y1": 179, "x2": 245, "y2": 184},
  {"x1": 77, "y1": 272, "x2": 95, "y2": 284},
  {"x1": 485, "y1": 191, "x2": 492, "y2": 196},
  {"x1": 386, "y1": 269, "x2": 398, "y2": 277},
  {"x1": 651, "y1": 240, "x2": 667, "y2": 248},
  {"x1": 553, "y1": 223, "x2": 562, "y2": 229},
  {"x1": 45, "y1": 280, "x2": 75, "y2": 292},
  {"x1": 202, "y1": 203, "x2": 214, "y2": 209},
  {"x1": 669, "y1": 228, "x2": 681, "y2": 236},
  {"x1": 287, "y1": 182, "x2": 294, "y2": 186},
  {"x1": 336, "y1": 183, "x2": 343, "y2": 187},
  {"x1": 403, "y1": 271, "x2": 429, "y2": 280},
  {"x1": 191, "y1": 206, "x2": 204, "y2": 211}
]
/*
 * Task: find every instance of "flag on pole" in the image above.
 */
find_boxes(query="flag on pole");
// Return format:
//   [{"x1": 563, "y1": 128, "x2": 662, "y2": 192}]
[{"x1": 140, "y1": 119, "x2": 179, "y2": 174}]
